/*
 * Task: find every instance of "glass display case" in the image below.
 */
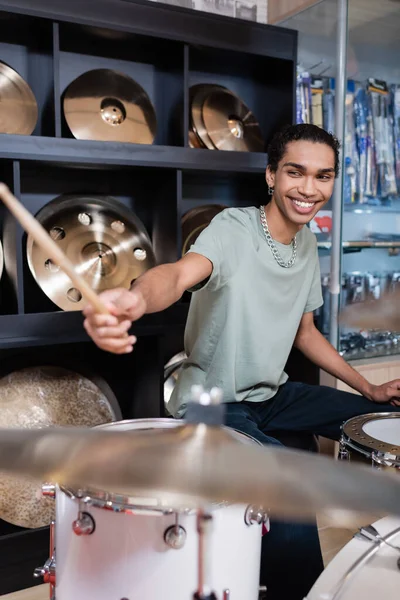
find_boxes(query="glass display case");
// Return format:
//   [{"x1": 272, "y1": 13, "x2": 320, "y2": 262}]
[{"x1": 278, "y1": 0, "x2": 400, "y2": 363}]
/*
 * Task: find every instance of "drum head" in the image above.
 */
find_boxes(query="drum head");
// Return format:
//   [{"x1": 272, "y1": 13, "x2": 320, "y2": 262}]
[
  {"x1": 63, "y1": 417, "x2": 262, "y2": 513},
  {"x1": 342, "y1": 413, "x2": 400, "y2": 462},
  {"x1": 0, "y1": 365, "x2": 119, "y2": 528}
]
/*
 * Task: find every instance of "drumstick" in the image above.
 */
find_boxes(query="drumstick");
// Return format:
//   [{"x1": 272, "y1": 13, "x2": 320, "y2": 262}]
[{"x1": 0, "y1": 183, "x2": 109, "y2": 315}]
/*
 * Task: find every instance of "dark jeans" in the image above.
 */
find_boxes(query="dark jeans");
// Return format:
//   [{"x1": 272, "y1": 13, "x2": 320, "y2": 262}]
[{"x1": 224, "y1": 381, "x2": 400, "y2": 600}]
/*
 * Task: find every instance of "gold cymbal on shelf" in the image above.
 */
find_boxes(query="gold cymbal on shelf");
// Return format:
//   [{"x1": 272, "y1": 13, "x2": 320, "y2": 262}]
[
  {"x1": 181, "y1": 204, "x2": 227, "y2": 255},
  {"x1": 0, "y1": 61, "x2": 38, "y2": 135},
  {"x1": 26, "y1": 194, "x2": 156, "y2": 311},
  {"x1": 63, "y1": 68, "x2": 157, "y2": 144},
  {"x1": 202, "y1": 87, "x2": 264, "y2": 152},
  {"x1": 190, "y1": 83, "x2": 227, "y2": 149}
]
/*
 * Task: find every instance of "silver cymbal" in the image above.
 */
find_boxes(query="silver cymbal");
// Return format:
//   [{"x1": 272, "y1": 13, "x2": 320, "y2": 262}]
[
  {"x1": 340, "y1": 290, "x2": 400, "y2": 332},
  {"x1": 0, "y1": 422, "x2": 399, "y2": 523}
]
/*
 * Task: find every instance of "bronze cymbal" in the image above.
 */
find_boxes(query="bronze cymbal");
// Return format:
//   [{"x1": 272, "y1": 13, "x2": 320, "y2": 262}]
[
  {"x1": 190, "y1": 84, "x2": 228, "y2": 150},
  {"x1": 202, "y1": 88, "x2": 264, "y2": 152},
  {"x1": 339, "y1": 290, "x2": 400, "y2": 332},
  {"x1": 0, "y1": 61, "x2": 38, "y2": 135},
  {"x1": 0, "y1": 366, "x2": 118, "y2": 528},
  {"x1": 26, "y1": 194, "x2": 156, "y2": 311},
  {"x1": 181, "y1": 204, "x2": 227, "y2": 255},
  {"x1": 0, "y1": 421, "x2": 400, "y2": 523},
  {"x1": 63, "y1": 69, "x2": 157, "y2": 144}
]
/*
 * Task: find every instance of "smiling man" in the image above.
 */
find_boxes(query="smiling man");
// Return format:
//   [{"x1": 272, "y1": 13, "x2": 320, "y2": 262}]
[{"x1": 83, "y1": 123, "x2": 400, "y2": 600}]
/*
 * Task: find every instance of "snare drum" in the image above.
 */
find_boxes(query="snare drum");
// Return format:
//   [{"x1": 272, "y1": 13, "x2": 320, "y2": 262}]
[
  {"x1": 339, "y1": 413, "x2": 400, "y2": 469},
  {"x1": 39, "y1": 418, "x2": 265, "y2": 600}
]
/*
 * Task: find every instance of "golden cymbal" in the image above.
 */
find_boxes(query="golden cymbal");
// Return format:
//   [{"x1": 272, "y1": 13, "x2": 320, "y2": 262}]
[
  {"x1": 26, "y1": 194, "x2": 156, "y2": 311},
  {"x1": 63, "y1": 69, "x2": 157, "y2": 144},
  {"x1": 202, "y1": 88, "x2": 264, "y2": 152},
  {"x1": 339, "y1": 290, "x2": 400, "y2": 332},
  {"x1": 0, "y1": 421, "x2": 400, "y2": 523},
  {"x1": 181, "y1": 204, "x2": 227, "y2": 255},
  {"x1": 0, "y1": 61, "x2": 38, "y2": 135},
  {"x1": 0, "y1": 365, "x2": 118, "y2": 528},
  {"x1": 190, "y1": 84, "x2": 227, "y2": 150}
]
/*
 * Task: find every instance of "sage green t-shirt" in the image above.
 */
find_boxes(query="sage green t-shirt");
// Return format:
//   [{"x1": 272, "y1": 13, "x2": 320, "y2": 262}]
[{"x1": 167, "y1": 206, "x2": 323, "y2": 418}]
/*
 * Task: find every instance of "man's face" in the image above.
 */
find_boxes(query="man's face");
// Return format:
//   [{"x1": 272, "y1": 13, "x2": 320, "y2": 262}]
[{"x1": 266, "y1": 140, "x2": 336, "y2": 226}]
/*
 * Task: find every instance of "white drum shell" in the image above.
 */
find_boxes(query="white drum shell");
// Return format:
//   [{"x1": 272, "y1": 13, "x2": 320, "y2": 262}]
[
  {"x1": 307, "y1": 516, "x2": 400, "y2": 600},
  {"x1": 55, "y1": 489, "x2": 262, "y2": 600}
]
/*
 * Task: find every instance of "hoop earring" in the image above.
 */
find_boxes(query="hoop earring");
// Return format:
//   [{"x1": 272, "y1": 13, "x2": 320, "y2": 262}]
[{"x1": 268, "y1": 185, "x2": 274, "y2": 195}]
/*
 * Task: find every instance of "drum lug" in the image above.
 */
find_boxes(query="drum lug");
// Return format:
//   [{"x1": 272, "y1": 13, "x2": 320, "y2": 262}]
[
  {"x1": 41, "y1": 483, "x2": 56, "y2": 499},
  {"x1": 222, "y1": 589, "x2": 230, "y2": 600},
  {"x1": 338, "y1": 438, "x2": 349, "y2": 461},
  {"x1": 259, "y1": 585, "x2": 267, "y2": 599},
  {"x1": 164, "y1": 521, "x2": 187, "y2": 549},
  {"x1": 72, "y1": 510, "x2": 96, "y2": 536},
  {"x1": 33, "y1": 520, "x2": 56, "y2": 598},
  {"x1": 244, "y1": 505, "x2": 269, "y2": 526}
]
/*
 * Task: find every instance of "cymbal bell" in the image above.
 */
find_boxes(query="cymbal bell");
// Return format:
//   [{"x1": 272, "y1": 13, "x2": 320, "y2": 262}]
[
  {"x1": 0, "y1": 421, "x2": 400, "y2": 523},
  {"x1": 339, "y1": 290, "x2": 400, "y2": 332},
  {"x1": 63, "y1": 68, "x2": 157, "y2": 144},
  {"x1": 202, "y1": 87, "x2": 264, "y2": 152},
  {"x1": 0, "y1": 61, "x2": 38, "y2": 135},
  {"x1": 26, "y1": 194, "x2": 156, "y2": 311},
  {"x1": 190, "y1": 84, "x2": 227, "y2": 150}
]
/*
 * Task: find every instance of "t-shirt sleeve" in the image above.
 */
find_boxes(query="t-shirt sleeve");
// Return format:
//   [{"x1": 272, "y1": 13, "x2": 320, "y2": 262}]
[
  {"x1": 185, "y1": 209, "x2": 244, "y2": 292},
  {"x1": 304, "y1": 254, "x2": 323, "y2": 313}
]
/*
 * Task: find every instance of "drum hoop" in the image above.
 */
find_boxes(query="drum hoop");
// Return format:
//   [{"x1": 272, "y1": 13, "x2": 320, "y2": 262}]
[
  {"x1": 61, "y1": 418, "x2": 261, "y2": 513},
  {"x1": 342, "y1": 412, "x2": 400, "y2": 457}
]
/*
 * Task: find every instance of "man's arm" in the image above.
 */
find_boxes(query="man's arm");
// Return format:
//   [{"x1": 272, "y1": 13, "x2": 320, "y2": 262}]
[
  {"x1": 82, "y1": 252, "x2": 212, "y2": 354},
  {"x1": 294, "y1": 312, "x2": 400, "y2": 406}
]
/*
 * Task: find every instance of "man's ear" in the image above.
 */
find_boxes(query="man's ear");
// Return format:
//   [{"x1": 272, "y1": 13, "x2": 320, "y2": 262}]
[{"x1": 265, "y1": 165, "x2": 275, "y2": 189}]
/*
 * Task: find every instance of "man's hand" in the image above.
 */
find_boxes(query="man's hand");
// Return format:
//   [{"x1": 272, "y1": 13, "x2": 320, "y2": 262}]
[
  {"x1": 367, "y1": 380, "x2": 400, "y2": 406},
  {"x1": 83, "y1": 287, "x2": 146, "y2": 354}
]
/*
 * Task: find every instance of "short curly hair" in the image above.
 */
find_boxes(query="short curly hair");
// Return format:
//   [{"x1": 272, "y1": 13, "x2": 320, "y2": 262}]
[{"x1": 267, "y1": 123, "x2": 340, "y2": 177}]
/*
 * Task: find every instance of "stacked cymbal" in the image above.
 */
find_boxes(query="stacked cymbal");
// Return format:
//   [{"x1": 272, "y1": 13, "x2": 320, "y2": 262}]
[
  {"x1": 63, "y1": 68, "x2": 157, "y2": 144},
  {"x1": 26, "y1": 194, "x2": 156, "y2": 311},
  {"x1": 0, "y1": 61, "x2": 38, "y2": 135},
  {"x1": 189, "y1": 83, "x2": 264, "y2": 152}
]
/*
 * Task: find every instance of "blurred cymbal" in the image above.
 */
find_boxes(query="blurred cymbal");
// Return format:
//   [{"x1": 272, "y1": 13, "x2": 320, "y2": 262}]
[
  {"x1": 0, "y1": 61, "x2": 38, "y2": 135},
  {"x1": 202, "y1": 88, "x2": 264, "y2": 152},
  {"x1": 63, "y1": 69, "x2": 156, "y2": 144},
  {"x1": 190, "y1": 84, "x2": 227, "y2": 150},
  {"x1": 27, "y1": 194, "x2": 156, "y2": 311},
  {"x1": 340, "y1": 290, "x2": 400, "y2": 332},
  {"x1": 0, "y1": 366, "x2": 118, "y2": 528},
  {"x1": 181, "y1": 204, "x2": 226, "y2": 255},
  {"x1": 0, "y1": 422, "x2": 400, "y2": 523}
]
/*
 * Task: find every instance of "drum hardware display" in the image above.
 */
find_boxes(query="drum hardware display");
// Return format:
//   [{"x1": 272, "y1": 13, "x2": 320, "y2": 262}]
[
  {"x1": 25, "y1": 193, "x2": 156, "y2": 311},
  {"x1": 0, "y1": 61, "x2": 38, "y2": 135},
  {"x1": 189, "y1": 83, "x2": 264, "y2": 152},
  {"x1": 63, "y1": 68, "x2": 157, "y2": 144},
  {"x1": 339, "y1": 413, "x2": 400, "y2": 470}
]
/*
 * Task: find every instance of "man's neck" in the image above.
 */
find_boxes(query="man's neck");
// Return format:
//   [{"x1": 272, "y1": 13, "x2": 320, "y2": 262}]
[{"x1": 264, "y1": 200, "x2": 303, "y2": 245}]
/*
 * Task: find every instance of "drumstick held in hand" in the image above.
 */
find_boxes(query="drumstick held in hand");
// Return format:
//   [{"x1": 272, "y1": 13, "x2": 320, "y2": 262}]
[{"x1": 0, "y1": 182, "x2": 110, "y2": 315}]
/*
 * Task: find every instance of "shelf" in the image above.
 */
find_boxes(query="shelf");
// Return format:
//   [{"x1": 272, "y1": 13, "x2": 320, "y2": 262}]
[
  {"x1": 0, "y1": 304, "x2": 189, "y2": 349},
  {"x1": 0, "y1": 135, "x2": 268, "y2": 173},
  {"x1": 318, "y1": 241, "x2": 400, "y2": 249}
]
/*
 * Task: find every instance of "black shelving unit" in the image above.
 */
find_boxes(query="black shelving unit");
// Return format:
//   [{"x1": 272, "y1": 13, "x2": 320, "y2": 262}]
[{"x1": 0, "y1": 0, "x2": 297, "y2": 593}]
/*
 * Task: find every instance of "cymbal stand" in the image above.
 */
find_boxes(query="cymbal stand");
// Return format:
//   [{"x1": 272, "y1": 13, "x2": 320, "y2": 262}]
[{"x1": 193, "y1": 507, "x2": 217, "y2": 600}]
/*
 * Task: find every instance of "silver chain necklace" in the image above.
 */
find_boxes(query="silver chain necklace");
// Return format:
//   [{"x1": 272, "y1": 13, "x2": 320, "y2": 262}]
[{"x1": 259, "y1": 205, "x2": 297, "y2": 268}]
